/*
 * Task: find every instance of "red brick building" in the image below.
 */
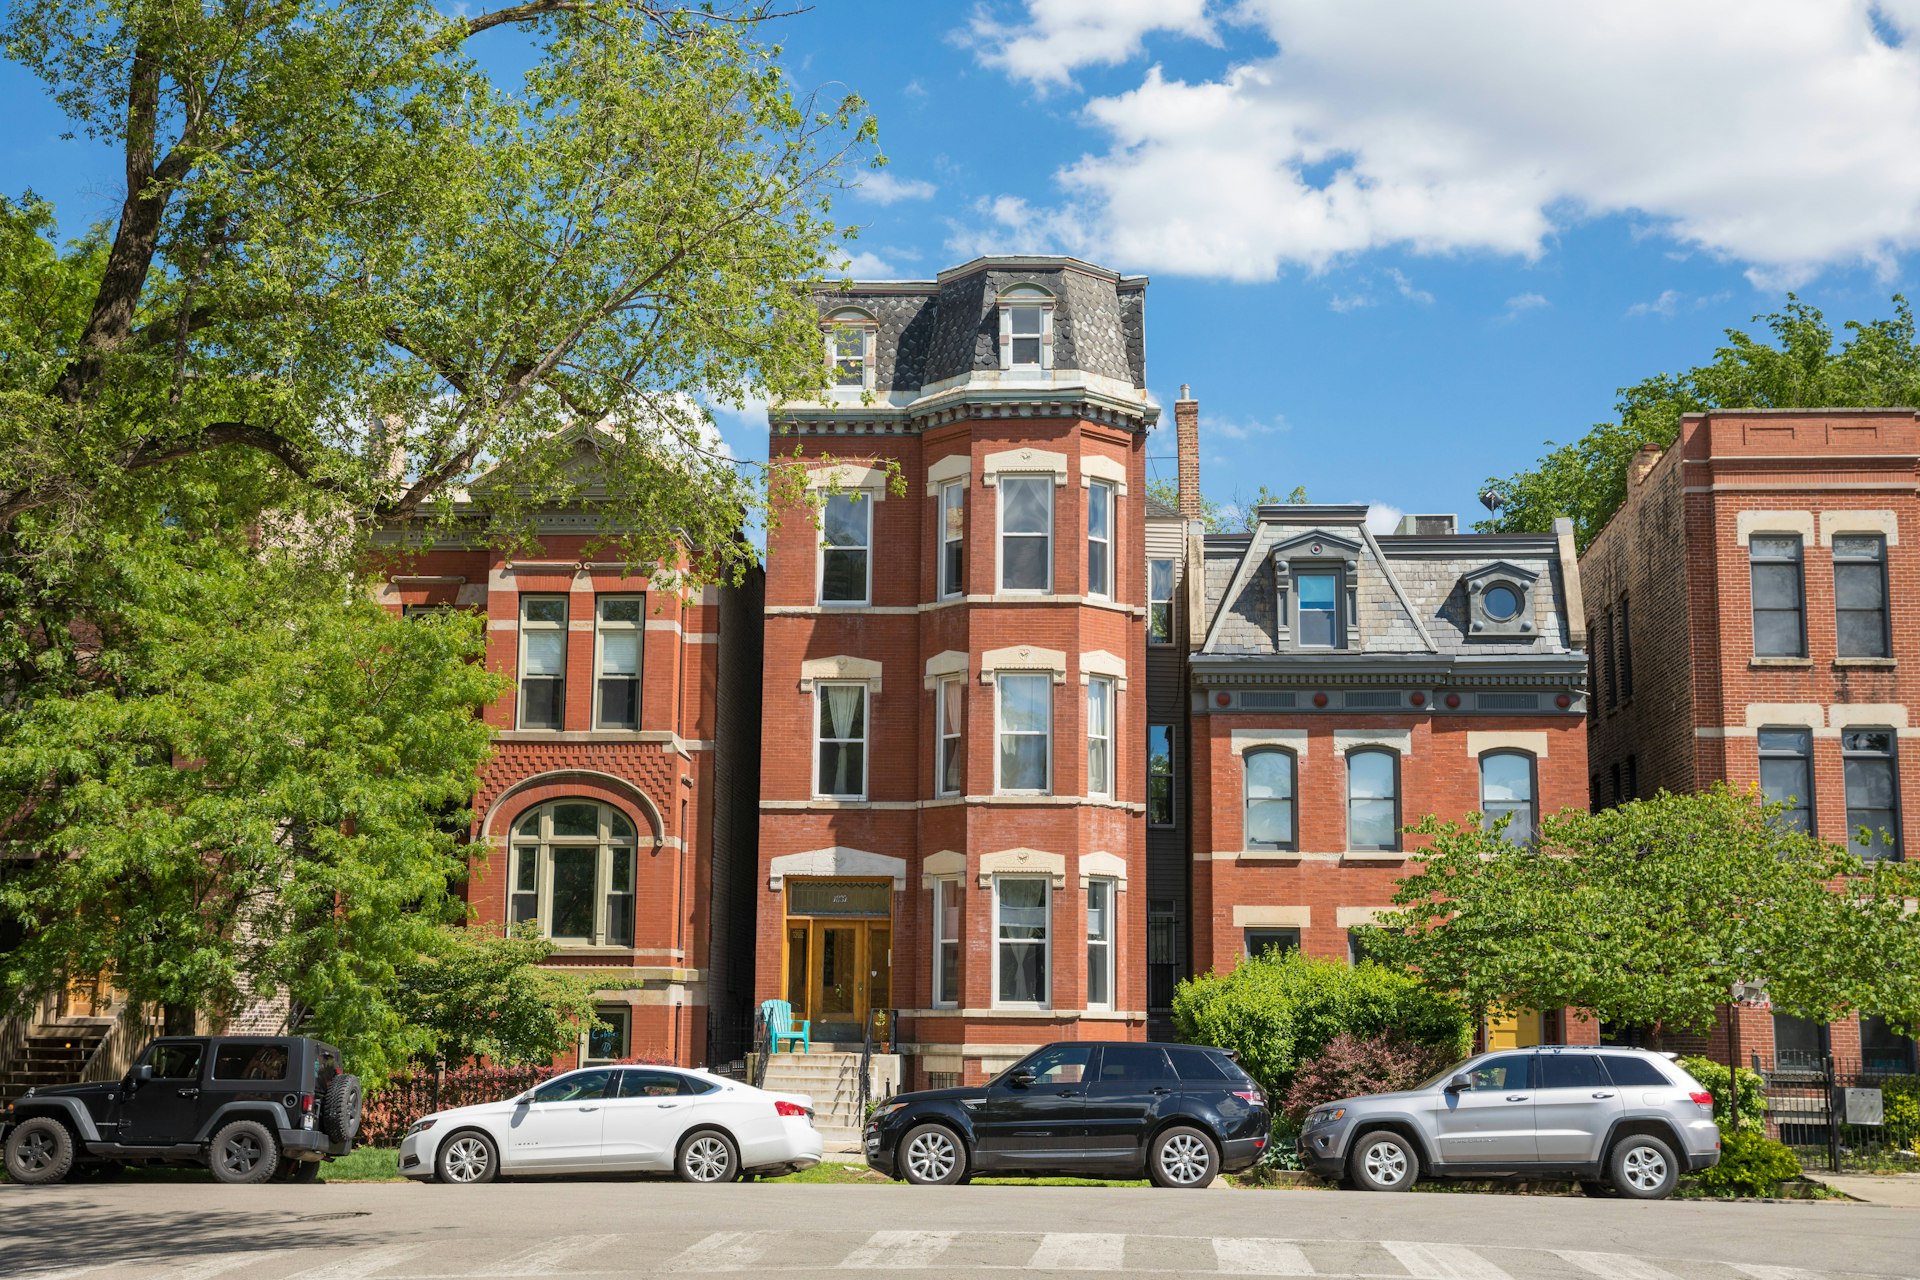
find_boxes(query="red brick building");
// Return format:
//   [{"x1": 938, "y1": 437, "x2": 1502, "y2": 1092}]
[
  {"x1": 373, "y1": 427, "x2": 764, "y2": 1069},
  {"x1": 1580, "y1": 409, "x2": 1920, "y2": 1075},
  {"x1": 759, "y1": 257, "x2": 1155, "y2": 1087}
]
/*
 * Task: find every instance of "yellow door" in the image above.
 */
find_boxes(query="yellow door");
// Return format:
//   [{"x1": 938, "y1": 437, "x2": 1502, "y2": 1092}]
[
  {"x1": 1486, "y1": 1009, "x2": 1544, "y2": 1050},
  {"x1": 813, "y1": 922, "x2": 862, "y2": 1028}
]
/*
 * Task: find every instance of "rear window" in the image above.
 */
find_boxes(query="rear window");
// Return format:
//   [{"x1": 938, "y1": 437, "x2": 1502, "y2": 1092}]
[
  {"x1": 1094, "y1": 1045, "x2": 1174, "y2": 1083},
  {"x1": 214, "y1": 1044, "x2": 289, "y2": 1081},
  {"x1": 1170, "y1": 1049, "x2": 1233, "y2": 1083},
  {"x1": 1599, "y1": 1055, "x2": 1673, "y2": 1087}
]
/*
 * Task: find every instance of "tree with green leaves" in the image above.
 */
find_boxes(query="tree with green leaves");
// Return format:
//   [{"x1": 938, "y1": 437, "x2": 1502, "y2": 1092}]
[
  {"x1": 394, "y1": 926, "x2": 604, "y2": 1079},
  {"x1": 1479, "y1": 297, "x2": 1920, "y2": 548},
  {"x1": 1363, "y1": 785, "x2": 1920, "y2": 1073},
  {"x1": 1145, "y1": 478, "x2": 1308, "y2": 532}
]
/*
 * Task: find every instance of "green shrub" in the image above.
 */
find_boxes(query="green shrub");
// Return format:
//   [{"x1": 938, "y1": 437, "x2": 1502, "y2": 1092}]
[
  {"x1": 1879, "y1": 1076, "x2": 1920, "y2": 1152},
  {"x1": 1691, "y1": 1131, "x2": 1801, "y2": 1197},
  {"x1": 1171, "y1": 952, "x2": 1471, "y2": 1096},
  {"x1": 1678, "y1": 1056, "x2": 1766, "y2": 1137}
]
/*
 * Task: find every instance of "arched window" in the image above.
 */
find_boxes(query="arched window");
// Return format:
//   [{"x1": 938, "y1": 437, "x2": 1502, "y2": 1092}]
[
  {"x1": 509, "y1": 800, "x2": 639, "y2": 947},
  {"x1": 1480, "y1": 751, "x2": 1536, "y2": 845},
  {"x1": 1346, "y1": 749, "x2": 1400, "y2": 852},
  {"x1": 1244, "y1": 750, "x2": 1297, "y2": 850}
]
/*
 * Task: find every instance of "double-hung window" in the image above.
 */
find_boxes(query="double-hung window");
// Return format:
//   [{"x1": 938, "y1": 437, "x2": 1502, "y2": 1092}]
[
  {"x1": 1347, "y1": 749, "x2": 1401, "y2": 852},
  {"x1": 1147, "y1": 724, "x2": 1174, "y2": 826},
  {"x1": 936, "y1": 677, "x2": 964, "y2": 797},
  {"x1": 1750, "y1": 534, "x2": 1806, "y2": 657},
  {"x1": 518, "y1": 595, "x2": 568, "y2": 729},
  {"x1": 1148, "y1": 558, "x2": 1174, "y2": 643},
  {"x1": 996, "y1": 674, "x2": 1051, "y2": 793},
  {"x1": 1244, "y1": 749, "x2": 1296, "y2": 850},
  {"x1": 594, "y1": 596, "x2": 643, "y2": 729},
  {"x1": 999, "y1": 476, "x2": 1053, "y2": 592},
  {"x1": 1086, "y1": 878, "x2": 1115, "y2": 1011},
  {"x1": 932, "y1": 878, "x2": 961, "y2": 1007},
  {"x1": 996, "y1": 876, "x2": 1050, "y2": 1006},
  {"x1": 509, "y1": 801, "x2": 637, "y2": 947},
  {"x1": 1086, "y1": 481, "x2": 1114, "y2": 598},
  {"x1": 1086, "y1": 676, "x2": 1114, "y2": 800},
  {"x1": 1758, "y1": 728, "x2": 1814, "y2": 833},
  {"x1": 1008, "y1": 305, "x2": 1045, "y2": 368},
  {"x1": 815, "y1": 682, "x2": 868, "y2": 799},
  {"x1": 1479, "y1": 751, "x2": 1536, "y2": 845},
  {"x1": 1843, "y1": 728, "x2": 1901, "y2": 860},
  {"x1": 1835, "y1": 534, "x2": 1890, "y2": 658},
  {"x1": 1297, "y1": 571, "x2": 1341, "y2": 647},
  {"x1": 830, "y1": 325, "x2": 867, "y2": 388},
  {"x1": 820, "y1": 492, "x2": 871, "y2": 605},
  {"x1": 940, "y1": 481, "x2": 966, "y2": 598}
]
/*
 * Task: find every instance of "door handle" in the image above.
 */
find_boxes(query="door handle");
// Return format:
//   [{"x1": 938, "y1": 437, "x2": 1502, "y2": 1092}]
[
  {"x1": 1505, "y1": 1094, "x2": 1529, "y2": 1101},
  {"x1": 1056, "y1": 1090, "x2": 1077, "y2": 1098},
  {"x1": 177, "y1": 1089, "x2": 199, "y2": 1098},
  {"x1": 1150, "y1": 1087, "x2": 1173, "y2": 1095},
  {"x1": 1591, "y1": 1091, "x2": 1616, "y2": 1099},
  {"x1": 578, "y1": 1106, "x2": 599, "y2": 1112},
  {"x1": 658, "y1": 1103, "x2": 678, "y2": 1109}
]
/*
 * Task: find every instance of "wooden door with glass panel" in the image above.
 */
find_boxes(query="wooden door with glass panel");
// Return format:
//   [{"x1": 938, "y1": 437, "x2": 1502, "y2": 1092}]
[{"x1": 784, "y1": 879, "x2": 892, "y2": 1043}]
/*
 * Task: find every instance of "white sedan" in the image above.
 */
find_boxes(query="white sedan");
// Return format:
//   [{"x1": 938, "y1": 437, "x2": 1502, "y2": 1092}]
[{"x1": 399, "y1": 1064, "x2": 822, "y2": 1185}]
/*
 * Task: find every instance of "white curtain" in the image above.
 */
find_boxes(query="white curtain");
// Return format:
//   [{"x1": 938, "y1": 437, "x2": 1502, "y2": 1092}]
[{"x1": 825, "y1": 684, "x2": 863, "y2": 794}]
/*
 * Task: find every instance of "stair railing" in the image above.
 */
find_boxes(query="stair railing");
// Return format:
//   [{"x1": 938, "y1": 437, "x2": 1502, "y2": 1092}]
[
  {"x1": 80, "y1": 999, "x2": 158, "y2": 1083},
  {"x1": 750, "y1": 1007, "x2": 769, "y2": 1089}
]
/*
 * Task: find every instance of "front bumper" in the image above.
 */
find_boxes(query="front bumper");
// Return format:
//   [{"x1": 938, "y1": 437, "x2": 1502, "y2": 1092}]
[
  {"x1": 398, "y1": 1130, "x2": 437, "y2": 1180},
  {"x1": 862, "y1": 1121, "x2": 897, "y2": 1177}
]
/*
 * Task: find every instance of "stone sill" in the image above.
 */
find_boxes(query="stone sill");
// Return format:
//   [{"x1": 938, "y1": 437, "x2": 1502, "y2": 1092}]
[
  {"x1": 1835, "y1": 658, "x2": 1897, "y2": 669},
  {"x1": 1749, "y1": 658, "x2": 1814, "y2": 669}
]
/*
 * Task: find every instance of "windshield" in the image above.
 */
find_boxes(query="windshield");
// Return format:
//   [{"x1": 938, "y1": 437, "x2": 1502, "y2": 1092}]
[{"x1": 1412, "y1": 1058, "x2": 1474, "y2": 1091}]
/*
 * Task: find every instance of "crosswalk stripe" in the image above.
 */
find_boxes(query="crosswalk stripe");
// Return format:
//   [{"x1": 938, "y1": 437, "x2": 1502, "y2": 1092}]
[
  {"x1": 479, "y1": 1234, "x2": 620, "y2": 1276},
  {"x1": 1213, "y1": 1237, "x2": 1317, "y2": 1275},
  {"x1": 282, "y1": 1244, "x2": 430, "y2": 1280},
  {"x1": 840, "y1": 1230, "x2": 958, "y2": 1269},
  {"x1": 661, "y1": 1233, "x2": 770, "y2": 1273},
  {"x1": 1556, "y1": 1252, "x2": 1683, "y2": 1280},
  {"x1": 166, "y1": 1251, "x2": 294, "y2": 1280},
  {"x1": 1384, "y1": 1242, "x2": 1514, "y2": 1280},
  {"x1": 1029, "y1": 1233, "x2": 1126, "y2": 1271},
  {"x1": 1729, "y1": 1267, "x2": 1830, "y2": 1280}
]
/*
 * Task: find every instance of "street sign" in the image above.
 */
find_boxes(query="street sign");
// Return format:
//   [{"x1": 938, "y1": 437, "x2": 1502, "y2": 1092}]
[{"x1": 1842, "y1": 1087, "x2": 1884, "y2": 1125}]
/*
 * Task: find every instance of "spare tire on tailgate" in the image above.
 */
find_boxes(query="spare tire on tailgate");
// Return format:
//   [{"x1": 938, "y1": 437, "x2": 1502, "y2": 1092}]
[{"x1": 321, "y1": 1073, "x2": 363, "y2": 1145}]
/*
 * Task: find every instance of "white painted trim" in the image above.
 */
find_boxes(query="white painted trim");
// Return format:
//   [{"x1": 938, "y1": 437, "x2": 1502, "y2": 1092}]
[
  {"x1": 1232, "y1": 905, "x2": 1311, "y2": 928},
  {"x1": 1334, "y1": 729, "x2": 1413, "y2": 757},
  {"x1": 978, "y1": 847, "x2": 1067, "y2": 888},
  {"x1": 1820, "y1": 509, "x2": 1899, "y2": 546},
  {"x1": 1079, "y1": 454, "x2": 1130, "y2": 496},
  {"x1": 1231, "y1": 729, "x2": 1310, "y2": 758},
  {"x1": 981, "y1": 447, "x2": 1070, "y2": 487},
  {"x1": 926, "y1": 453, "x2": 972, "y2": 489},
  {"x1": 1735, "y1": 509, "x2": 1814, "y2": 547},
  {"x1": 799, "y1": 655, "x2": 883, "y2": 693},
  {"x1": 980, "y1": 645, "x2": 1068, "y2": 682},
  {"x1": 1078, "y1": 850, "x2": 1129, "y2": 890},
  {"x1": 767, "y1": 847, "x2": 907, "y2": 890},
  {"x1": 1466, "y1": 731, "x2": 1549, "y2": 759}
]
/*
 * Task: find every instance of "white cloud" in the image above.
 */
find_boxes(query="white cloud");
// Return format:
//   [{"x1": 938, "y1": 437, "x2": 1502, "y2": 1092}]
[
  {"x1": 1208, "y1": 415, "x2": 1288, "y2": 442},
  {"x1": 1499, "y1": 291, "x2": 1551, "y2": 321},
  {"x1": 962, "y1": 0, "x2": 1217, "y2": 90},
  {"x1": 1626, "y1": 289, "x2": 1683, "y2": 318},
  {"x1": 958, "y1": 0, "x2": 1920, "y2": 284},
  {"x1": 857, "y1": 172, "x2": 938, "y2": 204},
  {"x1": 1328, "y1": 292, "x2": 1372, "y2": 313},
  {"x1": 1386, "y1": 268, "x2": 1433, "y2": 305},
  {"x1": 839, "y1": 250, "x2": 908, "y2": 278},
  {"x1": 1366, "y1": 503, "x2": 1405, "y2": 535},
  {"x1": 903, "y1": 79, "x2": 929, "y2": 99}
]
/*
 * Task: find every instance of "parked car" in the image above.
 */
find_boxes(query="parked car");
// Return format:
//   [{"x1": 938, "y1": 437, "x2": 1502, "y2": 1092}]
[
  {"x1": 399, "y1": 1063, "x2": 822, "y2": 1184},
  {"x1": 1296, "y1": 1045, "x2": 1721, "y2": 1199},
  {"x1": 1, "y1": 1035, "x2": 361, "y2": 1186},
  {"x1": 863, "y1": 1041, "x2": 1269, "y2": 1189}
]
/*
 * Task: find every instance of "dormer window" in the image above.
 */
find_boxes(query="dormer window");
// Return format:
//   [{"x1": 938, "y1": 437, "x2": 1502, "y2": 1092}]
[
  {"x1": 824, "y1": 307, "x2": 877, "y2": 393},
  {"x1": 1463, "y1": 561, "x2": 1541, "y2": 639},
  {"x1": 997, "y1": 284, "x2": 1054, "y2": 373},
  {"x1": 1297, "y1": 571, "x2": 1342, "y2": 647}
]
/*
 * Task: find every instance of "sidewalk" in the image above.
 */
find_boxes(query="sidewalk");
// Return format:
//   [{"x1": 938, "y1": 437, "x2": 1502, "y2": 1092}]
[{"x1": 1800, "y1": 1170, "x2": 1920, "y2": 1207}]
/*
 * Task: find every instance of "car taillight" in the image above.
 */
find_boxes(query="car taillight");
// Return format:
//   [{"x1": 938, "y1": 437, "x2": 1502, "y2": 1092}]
[
  {"x1": 301, "y1": 1093, "x2": 315, "y2": 1116},
  {"x1": 774, "y1": 1100, "x2": 809, "y2": 1118},
  {"x1": 1233, "y1": 1089, "x2": 1263, "y2": 1105},
  {"x1": 1689, "y1": 1091, "x2": 1714, "y2": 1107}
]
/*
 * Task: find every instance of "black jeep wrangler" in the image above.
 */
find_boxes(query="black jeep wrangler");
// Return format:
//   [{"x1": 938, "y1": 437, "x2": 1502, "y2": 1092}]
[{"x1": 1, "y1": 1035, "x2": 362, "y2": 1185}]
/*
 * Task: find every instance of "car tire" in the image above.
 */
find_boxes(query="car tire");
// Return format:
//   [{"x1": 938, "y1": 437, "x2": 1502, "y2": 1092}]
[
  {"x1": 435, "y1": 1130, "x2": 499, "y2": 1185},
  {"x1": 677, "y1": 1130, "x2": 740, "y2": 1184},
  {"x1": 1579, "y1": 1179, "x2": 1619, "y2": 1198},
  {"x1": 4, "y1": 1117, "x2": 75, "y2": 1185},
  {"x1": 321, "y1": 1074, "x2": 363, "y2": 1146},
  {"x1": 1148, "y1": 1125, "x2": 1219, "y2": 1189},
  {"x1": 1347, "y1": 1129, "x2": 1419, "y2": 1192},
  {"x1": 898, "y1": 1123, "x2": 967, "y2": 1185},
  {"x1": 1607, "y1": 1134, "x2": 1679, "y2": 1200},
  {"x1": 274, "y1": 1158, "x2": 322, "y2": 1184},
  {"x1": 208, "y1": 1120, "x2": 280, "y2": 1185}
]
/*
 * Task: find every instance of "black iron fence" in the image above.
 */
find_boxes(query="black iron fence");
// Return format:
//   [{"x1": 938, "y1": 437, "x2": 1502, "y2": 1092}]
[{"x1": 1755, "y1": 1054, "x2": 1920, "y2": 1173}]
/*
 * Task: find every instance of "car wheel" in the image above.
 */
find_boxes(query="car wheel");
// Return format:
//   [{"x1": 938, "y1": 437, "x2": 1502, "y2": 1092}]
[
  {"x1": 273, "y1": 1158, "x2": 322, "y2": 1184},
  {"x1": 4, "y1": 1117, "x2": 75, "y2": 1185},
  {"x1": 1148, "y1": 1126, "x2": 1219, "y2": 1189},
  {"x1": 435, "y1": 1131, "x2": 499, "y2": 1185},
  {"x1": 321, "y1": 1074, "x2": 363, "y2": 1146},
  {"x1": 208, "y1": 1120, "x2": 280, "y2": 1185},
  {"x1": 1608, "y1": 1134, "x2": 1678, "y2": 1200},
  {"x1": 677, "y1": 1130, "x2": 740, "y2": 1184},
  {"x1": 898, "y1": 1123, "x2": 967, "y2": 1185},
  {"x1": 1580, "y1": 1179, "x2": 1619, "y2": 1198},
  {"x1": 1347, "y1": 1130, "x2": 1418, "y2": 1192}
]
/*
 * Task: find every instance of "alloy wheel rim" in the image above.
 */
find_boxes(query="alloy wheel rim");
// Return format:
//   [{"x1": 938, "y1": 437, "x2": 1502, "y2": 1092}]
[
  {"x1": 18, "y1": 1132, "x2": 53, "y2": 1172},
  {"x1": 1623, "y1": 1146, "x2": 1666, "y2": 1191},
  {"x1": 445, "y1": 1137, "x2": 490, "y2": 1182},
  {"x1": 906, "y1": 1131, "x2": 956, "y2": 1181},
  {"x1": 687, "y1": 1137, "x2": 731, "y2": 1182},
  {"x1": 223, "y1": 1134, "x2": 261, "y2": 1175},
  {"x1": 1162, "y1": 1133, "x2": 1211, "y2": 1184},
  {"x1": 1364, "y1": 1140, "x2": 1409, "y2": 1185}
]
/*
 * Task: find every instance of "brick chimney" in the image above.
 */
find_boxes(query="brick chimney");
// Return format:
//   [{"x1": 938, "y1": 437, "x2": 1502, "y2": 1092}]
[
  {"x1": 1175, "y1": 384, "x2": 1201, "y2": 520},
  {"x1": 1627, "y1": 441, "x2": 1663, "y2": 487}
]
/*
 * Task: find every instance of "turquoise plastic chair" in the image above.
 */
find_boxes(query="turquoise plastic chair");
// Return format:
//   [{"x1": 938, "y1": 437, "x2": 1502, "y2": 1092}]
[{"x1": 760, "y1": 998, "x2": 810, "y2": 1053}]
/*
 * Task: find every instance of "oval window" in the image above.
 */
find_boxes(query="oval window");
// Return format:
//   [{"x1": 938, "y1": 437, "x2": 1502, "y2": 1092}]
[{"x1": 1484, "y1": 583, "x2": 1521, "y2": 621}]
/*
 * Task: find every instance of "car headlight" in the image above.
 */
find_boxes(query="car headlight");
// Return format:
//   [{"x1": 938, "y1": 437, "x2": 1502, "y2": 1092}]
[
  {"x1": 405, "y1": 1118, "x2": 438, "y2": 1137},
  {"x1": 1305, "y1": 1107, "x2": 1346, "y2": 1130},
  {"x1": 869, "y1": 1102, "x2": 908, "y2": 1123}
]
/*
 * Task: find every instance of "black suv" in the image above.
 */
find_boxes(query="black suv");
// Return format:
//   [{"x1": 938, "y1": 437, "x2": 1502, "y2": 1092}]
[
  {"x1": 1, "y1": 1035, "x2": 362, "y2": 1185},
  {"x1": 864, "y1": 1041, "x2": 1269, "y2": 1188}
]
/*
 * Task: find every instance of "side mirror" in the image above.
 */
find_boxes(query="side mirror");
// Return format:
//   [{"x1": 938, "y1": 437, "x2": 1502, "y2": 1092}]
[
  {"x1": 1010, "y1": 1070, "x2": 1036, "y2": 1089},
  {"x1": 1445, "y1": 1072, "x2": 1473, "y2": 1092},
  {"x1": 129, "y1": 1064, "x2": 154, "y2": 1086}
]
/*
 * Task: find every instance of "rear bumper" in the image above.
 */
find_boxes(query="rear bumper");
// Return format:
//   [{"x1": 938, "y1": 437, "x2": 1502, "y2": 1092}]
[{"x1": 1221, "y1": 1135, "x2": 1266, "y2": 1173}]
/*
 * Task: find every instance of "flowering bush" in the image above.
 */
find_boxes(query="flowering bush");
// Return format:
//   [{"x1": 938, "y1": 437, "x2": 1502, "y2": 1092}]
[{"x1": 1283, "y1": 1030, "x2": 1460, "y2": 1122}]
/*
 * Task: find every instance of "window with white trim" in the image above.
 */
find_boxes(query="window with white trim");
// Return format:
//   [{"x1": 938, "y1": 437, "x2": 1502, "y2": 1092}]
[
  {"x1": 999, "y1": 475, "x2": 1053, "y2": 592},
  {"x1": 1244, "y1": 748, "x2": 1296, "y2": 850},
  {"x1": 1347, "y1": 748, "x2": 1401, "y2": 852},
  {"x1": 995, "y1": 875, "x2": 1050, "y2": 1006},
  {"x1": 998, "y1": 286, "x2": 1054, "y2": 372},
  {"x1": 594, "y1": 596, "x2": 643, "y2": 730},
  {"x1": 1087, "y1": 676, "x2": 1114, "y2": 800},
  {"x1": 825, "y1": 310, "x2": 876, "y2": 391},
  {"x1": 1086, "y1": 877, "x2": 1115, "y2": 1010},
  {"x1": 932, "y1": 877, "x2": 962, "y2": 1007},
  {"x1": 1479, "y1": 751, "x2": 1536, "y2": 845},
  {"x1": 815, "y1": 682, "x2": 868, "y2": 800},
  {"x1": 940, "y1": 480, "x2": 966, "y2": 598},
  {"x1": 1148, "y1": 558, "x2": 1174, "y2": 643},
  {"x1": 820, "y1": 492, "x2": 872, "y2": 605},
  {"x1": 936, "y1": 676, "x2": 964, "y2": 797},
  {"x1": 1087, "y1": 480, "x2": 1114, "y2": 598},
  {"x1": 996, "y1": 673, "x2": 1052, "y2": 793},
  {"x1": 518, "y1": 595, "x2": 568, "y2": 729},
  {"x1": 509, "y1": 801, "x2": 638, "y2": 947},
  {"x1": 1297, "y1": 571, "x2": 1342, "y2": 648}
]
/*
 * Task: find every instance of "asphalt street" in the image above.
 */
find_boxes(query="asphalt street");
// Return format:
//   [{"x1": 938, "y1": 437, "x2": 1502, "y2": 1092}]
[{"x1": 3, "y1": 1181, "x2": 1918, "y2": 1280}]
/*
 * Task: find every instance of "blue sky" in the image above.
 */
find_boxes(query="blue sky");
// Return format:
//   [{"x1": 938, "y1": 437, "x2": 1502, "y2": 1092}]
[{"x1": 9, "y1": 1, "x2": 1920, "y2": 531}]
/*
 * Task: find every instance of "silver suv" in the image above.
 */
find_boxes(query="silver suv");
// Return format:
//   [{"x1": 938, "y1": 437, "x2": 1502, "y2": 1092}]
[{"x1": 1296, "y1": 1046, "x2": 1721, "y2": 1199}]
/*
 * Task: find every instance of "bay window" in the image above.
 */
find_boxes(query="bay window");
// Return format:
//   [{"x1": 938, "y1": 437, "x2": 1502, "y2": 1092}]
[
  {"x1": 815, "y1": 682, "x2": 868, "y2": 800},
  {"x1": 1087, "y1": 878, "x2": 1115, "y2": 1010},
  {"x1": 820, "y1": 492, "x2": 872, "y2": 605},
  {"x1": 936, "y1": 676, "x2": 964, "y2": 797},
  {"x1": 1087, "y1": 676, "x2": 1114, "y2": 799},
  {"x1": 996, "y1": 673, "x2": 1051, "y2": 793},
  {"x1": 996, "y1": 876, "x2": 1050, "y2": 1006},
  {"x1": 940, "y1": 480, "x2": 966, "y2": 598},
  {"x1": 1087, "y1": 480, "x2": 1113, "y2": 598},
  {"x1": 999, "y1": 476, "x2": 1053, "y2": 592},
  {"x1": 932, "y1": 878, "x2": 961, "y2": 1007}
]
